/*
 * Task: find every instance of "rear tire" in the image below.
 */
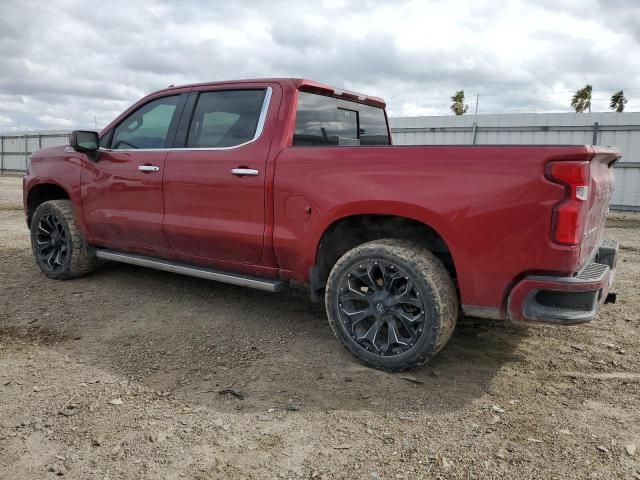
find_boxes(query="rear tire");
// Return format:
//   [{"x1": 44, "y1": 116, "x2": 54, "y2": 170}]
[
  {"x1": 30, "y1": 200, "x2": 96, "y2": 279},
  {"x1": 325, "y1": 239, "x2": 458, "y2": 371}
]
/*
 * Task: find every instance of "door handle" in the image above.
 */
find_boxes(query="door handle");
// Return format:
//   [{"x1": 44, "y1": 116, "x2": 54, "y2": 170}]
[
  {"x1": 231, "y1": 168, "x2": 259, "y2": 177},
  {"x1": 138, "y1": 165, "x2": 160, "y2": 173}
]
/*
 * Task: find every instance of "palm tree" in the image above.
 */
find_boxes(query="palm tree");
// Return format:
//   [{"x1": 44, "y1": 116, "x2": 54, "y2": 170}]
[
  {"x1": 610, "y1": 90, "x2": 628, "y2": 112},
  {"x1": 571, "y1": 85, "x2": 592, "y2": 113},
  {"x1": 450, "y1": 90, "x2": 468, "y2": 115}
]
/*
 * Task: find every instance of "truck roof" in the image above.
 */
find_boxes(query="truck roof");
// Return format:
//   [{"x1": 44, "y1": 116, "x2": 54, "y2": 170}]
[{"x1": 158, "y1": 78, "x2": 386, "y2": 109}]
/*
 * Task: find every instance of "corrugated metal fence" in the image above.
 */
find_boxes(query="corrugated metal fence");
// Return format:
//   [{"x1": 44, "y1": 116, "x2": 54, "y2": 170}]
[
  {"x1": 389, "y1": 112, "x2": 640, "y2": 211},
  {"x1": 0, "y1": 132, "x2": 70, "y2": 173},
  {"x1": 2, "y1": 112, "x2": 639, "y2": 210}
]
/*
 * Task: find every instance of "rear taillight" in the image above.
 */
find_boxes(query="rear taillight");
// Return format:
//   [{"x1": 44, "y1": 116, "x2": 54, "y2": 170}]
[{"x1": 546, "y1": 161, "x2": 590, "y2": 246}]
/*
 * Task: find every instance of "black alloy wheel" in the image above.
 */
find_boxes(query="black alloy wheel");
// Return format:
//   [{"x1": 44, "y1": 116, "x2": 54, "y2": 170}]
[
  {"x1": 35, "y1": 212, "x2": 70, "y2": 273},
  {"x1": 337, "y1": 260, "x2": 426, "y2": 356}
]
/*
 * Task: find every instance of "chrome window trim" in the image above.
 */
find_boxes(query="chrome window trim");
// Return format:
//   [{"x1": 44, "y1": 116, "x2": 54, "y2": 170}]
[{"x1": 100, "y1": 87, "x2": 273, "y2": 153}]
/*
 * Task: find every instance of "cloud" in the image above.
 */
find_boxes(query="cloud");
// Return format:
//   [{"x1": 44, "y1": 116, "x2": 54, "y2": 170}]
[{"x1": 1, "y1": 0, "x2": 639, "y2": 132}]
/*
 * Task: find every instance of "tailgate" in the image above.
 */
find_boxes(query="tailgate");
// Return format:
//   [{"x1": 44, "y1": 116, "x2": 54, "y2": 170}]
[{"x1": 580, "y1": 147, "x2": 620, "y2": 266}]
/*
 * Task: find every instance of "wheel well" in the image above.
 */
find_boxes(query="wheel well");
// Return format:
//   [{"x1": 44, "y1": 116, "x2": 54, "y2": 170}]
[
  {"x1": 26, "y1": 184, "x2": 70, "y2": 226},
  {"x1": 315, "y1": 214, "x2": 457, "y2": 288}
]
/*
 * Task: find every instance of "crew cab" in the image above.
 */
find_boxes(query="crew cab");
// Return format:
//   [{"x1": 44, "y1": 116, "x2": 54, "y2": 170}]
[{"x1": 23, "y1": 78, "x2": 620, "y2": 371}]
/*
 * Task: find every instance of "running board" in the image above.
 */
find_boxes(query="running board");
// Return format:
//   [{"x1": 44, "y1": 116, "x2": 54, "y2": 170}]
[{"x1": 95, "y1": 249, "x2": 286, "y2": 292}]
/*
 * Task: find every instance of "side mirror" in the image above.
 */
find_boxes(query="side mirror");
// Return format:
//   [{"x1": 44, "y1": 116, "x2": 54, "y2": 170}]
[{"x1": 70, "y1": 130, "x2": 99, "y2": 153}]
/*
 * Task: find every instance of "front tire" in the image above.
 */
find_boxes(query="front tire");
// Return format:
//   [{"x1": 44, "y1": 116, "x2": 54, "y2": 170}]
[
  {"x1": 325, "y1": 239, "x2": 458, "y2": 371},
  {"x1": 30, "y1": 200, "x2": 96, "y2": 279}
]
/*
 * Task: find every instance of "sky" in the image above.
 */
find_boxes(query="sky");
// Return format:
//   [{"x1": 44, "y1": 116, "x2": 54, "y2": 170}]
[{"x1": 0, "y1": 0, "x2": 639, "y2": 132}]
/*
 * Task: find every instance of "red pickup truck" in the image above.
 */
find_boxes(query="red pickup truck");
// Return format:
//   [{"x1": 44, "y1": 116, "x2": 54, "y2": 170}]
[{"x1": 23, "y1": 78, "x2": 620, "y2": 371}]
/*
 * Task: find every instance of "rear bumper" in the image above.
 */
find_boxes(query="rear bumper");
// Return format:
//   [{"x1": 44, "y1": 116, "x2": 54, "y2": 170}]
[{"x1": 508, "y1": 239, "x2": 618, "y2": 324}]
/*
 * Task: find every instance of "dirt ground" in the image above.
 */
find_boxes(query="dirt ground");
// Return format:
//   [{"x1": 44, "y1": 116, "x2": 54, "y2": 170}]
[{"x1": 1, "y1": 174, "x2": 639, "y2": 480}]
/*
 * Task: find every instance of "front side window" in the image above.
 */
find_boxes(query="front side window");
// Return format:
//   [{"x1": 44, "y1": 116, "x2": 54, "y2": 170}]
[
  {"x1": 293, "y1": 92, "x2": 390, "y2": 146},
  {"x1": 111, "y1": 95, "x2": 180, "y2": 149},
  {"x1": 187, "y1": 89, "x2": 266, "y2": 148}
]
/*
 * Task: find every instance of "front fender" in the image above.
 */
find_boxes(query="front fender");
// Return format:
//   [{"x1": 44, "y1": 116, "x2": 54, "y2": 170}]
[{"x1": 24, "y1": 150, "x2": 91, "y2": 241}]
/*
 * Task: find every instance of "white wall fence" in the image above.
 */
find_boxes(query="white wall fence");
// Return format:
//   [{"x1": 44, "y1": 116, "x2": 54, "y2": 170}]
[
  {"x1": 2, "y1": 112, "x2": 639, "y2": 210},
  {"x1": 389, "y1": 112, "x2": 640, "y2": 211}
]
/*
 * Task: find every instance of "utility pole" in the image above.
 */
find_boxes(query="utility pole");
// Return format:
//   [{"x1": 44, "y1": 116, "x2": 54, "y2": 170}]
[
  {"x1": 22, "y1": 122, "x2": 28, "y2": 170},
  {"x1": 471, "y1": 94, "x2": 480, "y2": 145}
]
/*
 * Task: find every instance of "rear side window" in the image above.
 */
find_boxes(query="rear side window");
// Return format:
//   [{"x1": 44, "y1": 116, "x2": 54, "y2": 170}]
[
  {"x1": 187, "y1": 90, "x2": 266, "y2": 148},
  {"x1": 111, "y1": 95, "x2": 181, "y2": 149},
  {"x1": 293, "y1": 92, "x2": 390, "y2": 146}
]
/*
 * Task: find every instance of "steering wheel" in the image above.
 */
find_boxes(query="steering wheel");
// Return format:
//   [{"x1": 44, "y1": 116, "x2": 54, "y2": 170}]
[{"x1": 112, "y1": 139, "x2": 138, "y2": 150}]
